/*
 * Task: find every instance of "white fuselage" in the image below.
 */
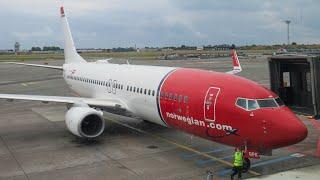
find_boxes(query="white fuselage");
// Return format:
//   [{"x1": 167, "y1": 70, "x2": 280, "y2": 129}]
[{"x1": 63, "y1": 62, "x2": 177, "y2": 126}]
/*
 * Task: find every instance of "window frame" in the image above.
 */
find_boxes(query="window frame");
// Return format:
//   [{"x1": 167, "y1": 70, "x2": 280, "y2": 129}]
[
  {"x1": 275, "y1": 97, "x2": 285, "y2": 106},
  {"x1": 235, "y1": 97, "x2": 250, "y2": 111}
]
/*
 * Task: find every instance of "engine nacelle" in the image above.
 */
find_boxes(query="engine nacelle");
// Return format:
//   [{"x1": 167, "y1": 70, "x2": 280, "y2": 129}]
[{"x1": 65, "y1": 107, "x2": 105, "y2": 138}]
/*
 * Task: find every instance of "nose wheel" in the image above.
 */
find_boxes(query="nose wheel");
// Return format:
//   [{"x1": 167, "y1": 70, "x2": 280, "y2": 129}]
[{"x1": 242, "y1": 158, "x2": 251, "y2": 173}]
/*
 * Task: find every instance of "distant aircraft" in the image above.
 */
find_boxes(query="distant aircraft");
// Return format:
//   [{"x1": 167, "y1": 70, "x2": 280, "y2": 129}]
[{"x1": 0, "y1": 7, "x2": 307, "y2": 171}]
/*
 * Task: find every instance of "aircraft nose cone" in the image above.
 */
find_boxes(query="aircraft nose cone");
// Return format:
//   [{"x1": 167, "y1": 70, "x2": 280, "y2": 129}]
[
  {"x1": 273, "y1": 114, "x2": 308, "y2": 148},
  {"x1": 287, "y1": 120, "x2": 308, "y2": 144},
  {"x1": 265, "y1": 109, "x2": 308, "y2": 149}
]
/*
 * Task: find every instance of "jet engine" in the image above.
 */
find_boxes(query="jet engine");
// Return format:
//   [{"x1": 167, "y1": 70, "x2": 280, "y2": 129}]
[{"x1": 65, "y1": 106, "x2": 105, "y2": 138}]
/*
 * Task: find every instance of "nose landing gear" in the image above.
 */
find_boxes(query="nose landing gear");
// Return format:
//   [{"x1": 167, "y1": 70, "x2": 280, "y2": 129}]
[{"x1": 242, "y1": 157, "x2": 251, "y2": 173}]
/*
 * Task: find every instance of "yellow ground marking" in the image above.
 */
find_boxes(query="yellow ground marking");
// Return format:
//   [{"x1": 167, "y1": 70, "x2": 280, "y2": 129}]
[{"x1": 107, "y1": 117, "x2": 261, "y2": 176}]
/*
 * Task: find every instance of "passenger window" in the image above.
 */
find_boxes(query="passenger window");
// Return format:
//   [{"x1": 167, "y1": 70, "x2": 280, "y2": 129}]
[
  {"x1": 169, "y1": 93, "x2": 173, "y2": 100},
  {"x1": 152, "y1": 90, "x2": 155, "y2": 96},
  {"x1": 130, "y1": 86, "x2": 132, "y2": 92},
  {"x1": 173, "y1": 94, "x2": 177, "y2": 101},
  {"x1": 236, "y1": 98, "x2": 247, "y2": 110},
  {"x1": 133, "y1": 87, "x2": 136, "y2": 92},
  {"x1": 144, "y1": 89, "x2": 147, "y2": 94},
  {"x1": 178, "y1": 95, "x2": 182, "y2": 102},
  {"x1": 148, "y1": 90, "x2": 151, "y2": 95},
  {"x1": 248, "y1": 100, "x2": 259, "y2": 110},
  {"x1": 165, "y1": 92, "x2": 169, "y2": 99},
  {"x1": 183, "y1": 96, "x2": 189, "y2": 103},
  {"x1": 140, "y1": 88, "x2": 143, "y2": 93}
]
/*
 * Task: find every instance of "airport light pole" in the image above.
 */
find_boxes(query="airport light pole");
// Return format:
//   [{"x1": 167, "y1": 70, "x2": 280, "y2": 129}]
[{"x1": 284, "y1": 20, "x2": 291, "y2": 45}]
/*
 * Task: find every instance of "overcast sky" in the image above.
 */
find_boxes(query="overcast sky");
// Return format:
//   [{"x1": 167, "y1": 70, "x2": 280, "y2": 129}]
[{"x1": 0, "y1": 0, "x2": 319, "y2": 49}]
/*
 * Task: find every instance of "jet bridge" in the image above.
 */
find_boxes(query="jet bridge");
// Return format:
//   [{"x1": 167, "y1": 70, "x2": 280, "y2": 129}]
[{"x1": 268, "y1": 55, "x2": 320, "y2": 117}]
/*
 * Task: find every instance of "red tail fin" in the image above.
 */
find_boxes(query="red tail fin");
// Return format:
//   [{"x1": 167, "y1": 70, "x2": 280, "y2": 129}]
[
  {"x1": 60, "y1": 6, "x2": 65, "y2": 17},
  {"x1": 226, "y1": 49, "x2": 242, "y2": 74},
  {"x1": 231, "y1": 49, "x2": 241, "y2": 71}
]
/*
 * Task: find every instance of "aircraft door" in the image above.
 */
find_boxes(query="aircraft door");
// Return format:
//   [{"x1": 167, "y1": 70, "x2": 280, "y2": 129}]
[{"x1": 204, "y1": 87, "x2": 220, "y2": 121}]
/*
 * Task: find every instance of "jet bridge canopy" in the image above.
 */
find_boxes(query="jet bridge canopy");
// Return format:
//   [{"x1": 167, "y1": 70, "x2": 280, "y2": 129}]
[{"x1": 268, "y1": 55, "x2": 320, "y2": 117}]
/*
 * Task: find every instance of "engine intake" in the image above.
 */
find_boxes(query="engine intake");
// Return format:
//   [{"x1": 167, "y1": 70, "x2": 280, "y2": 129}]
[{"x1": 65, "y1": 107, "x2": 105, "y2": 138}]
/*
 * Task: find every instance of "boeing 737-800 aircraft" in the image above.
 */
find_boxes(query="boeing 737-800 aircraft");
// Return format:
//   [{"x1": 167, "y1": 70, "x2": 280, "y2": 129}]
[{"x1": 0, "y1": 7, "x2": 307, "y2": 169}]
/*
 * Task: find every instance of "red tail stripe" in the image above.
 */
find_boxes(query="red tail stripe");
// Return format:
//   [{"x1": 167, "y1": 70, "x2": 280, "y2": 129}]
[
  {"x1": 231, "y1": 50, "x2": 240, "y2": 67},
  {"x1": 60, "y1": 6, "x2": 65, "y2": 17}
]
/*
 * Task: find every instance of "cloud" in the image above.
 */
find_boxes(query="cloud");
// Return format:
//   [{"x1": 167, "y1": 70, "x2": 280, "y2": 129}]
[
  {"x1": 12, "y1": 27, "x2": 54, "y2": 40},
  {"x1": 0, "y1": 0, "x2": 319, "y2": 49}
]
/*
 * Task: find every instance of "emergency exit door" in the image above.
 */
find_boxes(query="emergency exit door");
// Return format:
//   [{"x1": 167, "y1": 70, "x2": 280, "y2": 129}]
[{"x1": 204, "y1": 87, "x2": 220, "y2": 121}]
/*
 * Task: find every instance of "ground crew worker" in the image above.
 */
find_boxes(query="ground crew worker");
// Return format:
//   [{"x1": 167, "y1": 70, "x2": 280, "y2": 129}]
[{"x1": 231, "y1": 146, "x2": 246, "y2": 180}]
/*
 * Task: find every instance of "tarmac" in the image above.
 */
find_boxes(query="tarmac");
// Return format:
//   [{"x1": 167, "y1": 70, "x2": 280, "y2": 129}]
[{"x1": 0, "y1": 57, "x2": 319, "y2": 180}]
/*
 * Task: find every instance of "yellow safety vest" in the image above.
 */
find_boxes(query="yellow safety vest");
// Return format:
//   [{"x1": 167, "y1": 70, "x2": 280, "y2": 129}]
[{"x1": 233, "y1": 151, "x2": 243, "y2": 167}]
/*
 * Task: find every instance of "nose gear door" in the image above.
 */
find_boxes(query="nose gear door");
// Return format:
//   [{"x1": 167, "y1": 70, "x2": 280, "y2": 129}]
[{"x1": 204, "y1": 87, "x2": 220, "y2": 121}]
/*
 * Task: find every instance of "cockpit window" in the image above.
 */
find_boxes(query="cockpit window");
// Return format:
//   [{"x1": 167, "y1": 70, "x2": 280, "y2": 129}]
[
  {"x1": 257, "y1": 99, "x2": 278, "y2": 108},
  {"x1": 248, "y1": 100, "x2": 259, "y2": 110},
  {"x1": 236, "y1": 98, "x2": 247, "y2": 109},
  {"x1": 236, "y1": 97, "x2": 284, "y2": 111},
  {"x1": 275, "y1": 97, "x2": 285, "y2": 106}
]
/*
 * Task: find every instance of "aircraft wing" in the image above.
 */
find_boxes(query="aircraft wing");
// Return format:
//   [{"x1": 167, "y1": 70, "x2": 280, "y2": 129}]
[
  {"x1": 2, "y1": 62, "x2": 63, "y2": 70},
  {"x1": 0, "y1": 94, "x2": 127, "y2": 110},
  {"x1": 226, "y1": 49, "x2": 242, "y2": 75}
]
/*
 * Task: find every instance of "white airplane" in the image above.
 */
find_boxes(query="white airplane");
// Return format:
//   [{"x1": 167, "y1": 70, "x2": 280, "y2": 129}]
[{"x1": 0, "y1": 6, "x2": 307, "y2": 163}]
